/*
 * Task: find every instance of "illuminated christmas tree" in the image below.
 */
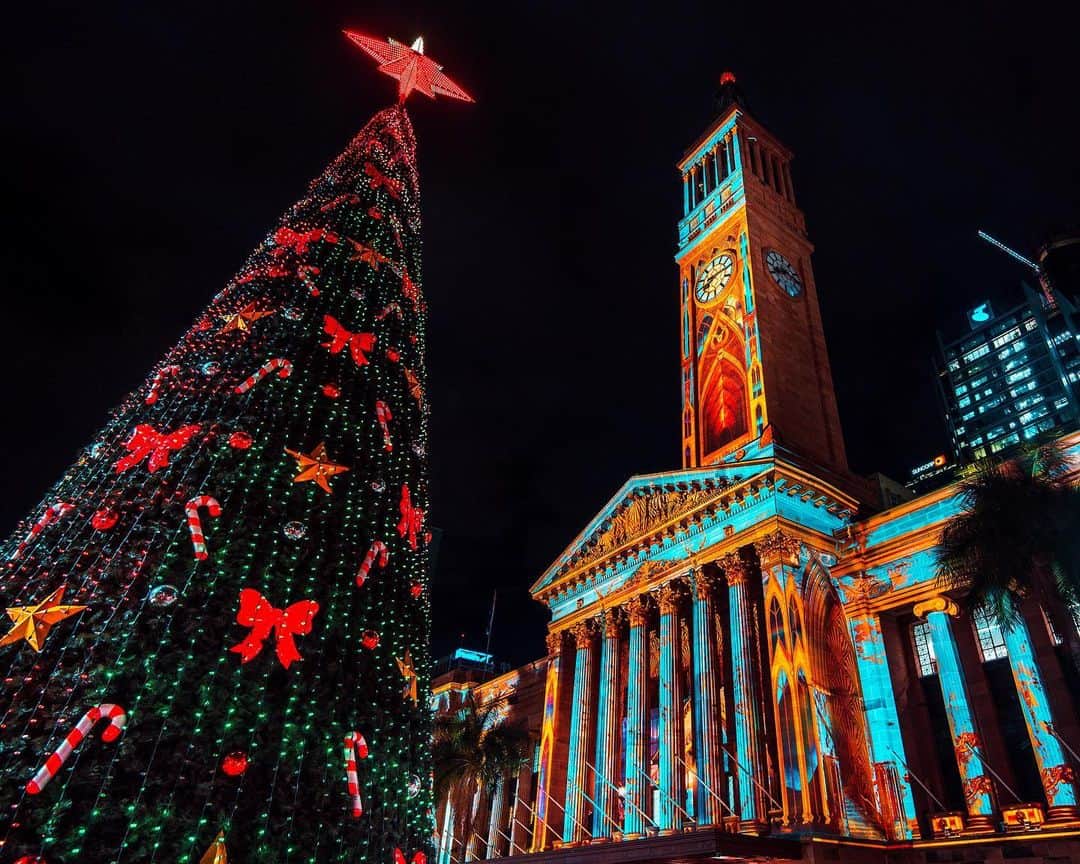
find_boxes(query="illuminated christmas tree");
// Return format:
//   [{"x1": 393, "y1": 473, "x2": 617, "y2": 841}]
[{"x1": 0, "y1": 32, "x2": 471, "y2": 864}]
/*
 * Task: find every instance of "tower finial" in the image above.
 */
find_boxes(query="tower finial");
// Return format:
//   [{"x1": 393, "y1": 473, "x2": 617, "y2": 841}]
[{"x1": 714, "y1": 69, "x2": 748, "y2": 115}]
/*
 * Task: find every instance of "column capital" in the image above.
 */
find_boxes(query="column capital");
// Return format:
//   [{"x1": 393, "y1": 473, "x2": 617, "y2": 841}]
[
  {"x1": 570, "y1": 619, "x2": 595, "y2": 649},
  {"x1": 692, "y1": 569, "x2": 721, "y2": 601},
  {"x1": 601, "y1": 607, "x2": 625, "y2": 639},
  {"x1": 913, "y1": 596, "x2": 960, "y2": 619},
  {"x1": 655, "y1": 580, "x2": 687, "y2": 614},
  {"x1": 624, "y1": 593, "x2": 653, "y2": 627},
  {"x1": 753, "y1": 530, "x2": 800, "y2": 567},
  {"x1": 544, "y1": 630, "x2": 565, "y2": 656},
  {"x1": 719, "y1": 551, "x2": 750, "y2": 586}
]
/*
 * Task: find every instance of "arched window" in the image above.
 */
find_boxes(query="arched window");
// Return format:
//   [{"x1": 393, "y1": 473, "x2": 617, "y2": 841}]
[
  {"x1": 789, "y1": 598, "x2": 802, "y2": 645},
  {"x1": 770, "y1": 597, "x2": 785, "y2": 653}
]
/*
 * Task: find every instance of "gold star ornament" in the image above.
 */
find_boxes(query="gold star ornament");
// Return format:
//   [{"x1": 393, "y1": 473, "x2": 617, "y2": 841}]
[
  {"x1": 220, "y1": 302, "x2": 274, "y2": 333},
  {"x1": 397, "y1": 649, "x2": 418, "y2": 704},
  {"x1": 284, "y1": 442, "x2": 349, "y2": 494},
  {"x1": 198, "y1": 831, "x2": 228, "y2": 864},
  {"x1": 1, "y1": 585, "x2": 87, "y2": 652}
]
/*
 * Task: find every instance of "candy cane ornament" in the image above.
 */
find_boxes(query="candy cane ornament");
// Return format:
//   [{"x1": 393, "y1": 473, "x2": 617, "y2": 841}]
[
  {"x1": 10, "y1": 502, "x2": 75, "y2": 560},
  {"x1": 355, "y1": 541, "x2": 388, "y2": 587},
  {"x1": 145, "y1": 365, "x2": 180, "y2": 405},
  {"x1": 344, "y1": 731, "x2": 369, "y2": 818},
  {"x1": 235, "y1": 358, "x2": 293, "y2": 394},
  {"x1": 298, "y1": 264, "x2": 321, "y2": 295},
  {"x1": 27, "y1": 703, "x2": 127, "y2": 795},
  {"x1": 375, "y1": 401, "x2": 393, "y2": 451},
  {"x1": 185, "y1": 496, "x2": 222, "y2": 561}
]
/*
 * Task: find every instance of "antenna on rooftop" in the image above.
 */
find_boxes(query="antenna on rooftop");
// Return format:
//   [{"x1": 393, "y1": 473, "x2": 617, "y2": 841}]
[
  {"x1": 484, "y1": 591, "x2": 497, "y2": 657},
  {"x1": 977, "y1": 229, "x2": 1055, "y2": 308}
]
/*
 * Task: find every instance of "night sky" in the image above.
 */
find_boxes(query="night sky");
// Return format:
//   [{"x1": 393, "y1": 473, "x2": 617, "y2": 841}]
[{"x1": 4, "y1": 1, "x2": 1079, "y2": 666}]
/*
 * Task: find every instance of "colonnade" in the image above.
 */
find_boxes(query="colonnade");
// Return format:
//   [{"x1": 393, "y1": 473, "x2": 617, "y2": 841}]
[{"x1": 530, "y1": 549, "x2": 770, "y2": 850}]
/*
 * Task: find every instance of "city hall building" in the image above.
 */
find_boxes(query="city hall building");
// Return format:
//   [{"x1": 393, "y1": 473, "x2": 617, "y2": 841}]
[{"x1": 433, "y1": 76, "x2": 1080, "y2": 863}]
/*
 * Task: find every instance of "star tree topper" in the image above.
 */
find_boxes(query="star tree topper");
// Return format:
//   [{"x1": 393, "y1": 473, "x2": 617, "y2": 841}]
[
  {"x1": 1, "y1": 585, "x2": 87, "y2": 652},
  {"x1": 285, "y1": 442, "x2": 350, "y2": 494},
  {"x1": 220, "y1": 302, "x2": 273, "y2": 333},
  {"x1": 344, "y1": 31, "x2": 474, "y2": 104}
]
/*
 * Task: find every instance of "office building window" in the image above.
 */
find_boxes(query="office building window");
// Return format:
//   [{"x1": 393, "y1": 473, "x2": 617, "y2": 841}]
[
  {"x1": 972, "y1": 606, "x2": 1009, "y2": 662},
  {"x1": 911, "y1": 621, "x2": 937, "y2": 677}
]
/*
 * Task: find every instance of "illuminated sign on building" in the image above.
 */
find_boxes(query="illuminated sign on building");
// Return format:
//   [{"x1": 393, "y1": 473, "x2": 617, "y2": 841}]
[{"x1": 967, "y1": 301, "x2": 994, "y2": 330}]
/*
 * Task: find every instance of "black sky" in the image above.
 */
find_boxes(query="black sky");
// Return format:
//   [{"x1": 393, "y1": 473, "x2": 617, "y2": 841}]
[{"x1": 4, "y1": 1, "x2": 1079, "y2": 666}]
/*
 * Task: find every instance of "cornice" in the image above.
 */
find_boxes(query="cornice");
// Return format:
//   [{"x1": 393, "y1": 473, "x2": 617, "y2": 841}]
[{"x1": 534, "y1": 459, "x2": 855, "y2": 607}]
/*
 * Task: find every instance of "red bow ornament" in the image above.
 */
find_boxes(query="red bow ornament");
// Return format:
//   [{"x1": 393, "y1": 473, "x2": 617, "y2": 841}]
[
  {"x1": 322, "y1": 315, "x2": 376, "y2": 367},
  {"x1": 272, "y1": 226, "x2": 338, "y2": 256},
  {"x1": 397, "y1": 484, "x2": 425, "y2": 551},
  {"x1": 347, "y1": 238, "x2": 391, "y2": 270},
  {"x1": 114, "y1": 424, "x2": 201, "y2": 474},
  {"x1": 364, "y1": 162, "x2": 402, "y2": 199},
  {"x1": 230, "y1": 588, "x2": 320, "y2": 669}
]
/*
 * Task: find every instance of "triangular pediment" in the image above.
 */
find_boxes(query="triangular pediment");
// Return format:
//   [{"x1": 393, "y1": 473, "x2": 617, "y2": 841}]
[{"x1": 530, "y1": 463, "x2": 764, "y2": 597}]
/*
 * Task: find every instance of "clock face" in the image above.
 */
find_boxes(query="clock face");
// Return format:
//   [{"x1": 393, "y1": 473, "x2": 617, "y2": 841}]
[
  {"x1": 765, "y1": 249, "x2": 803, "y2": 297},
  {"x1": 695, "y1": 252, "x2": 736, "y2": 304}
]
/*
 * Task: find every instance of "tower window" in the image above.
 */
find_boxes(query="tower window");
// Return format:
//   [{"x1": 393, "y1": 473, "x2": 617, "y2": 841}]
[
  {"x1": 911, "y1": 621, "x2": 938, "y2": 677},
  {"x1": 971, "y1": 606, "x2": 1009, "y2": 662},
  {"x1": 703, "y1": 153, "x2": 715, "y2": 195}
]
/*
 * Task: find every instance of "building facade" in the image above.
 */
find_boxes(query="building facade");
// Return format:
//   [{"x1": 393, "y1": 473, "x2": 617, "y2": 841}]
[{"x1": 434, "y1": 77, "x2": 1080, "y2": 864}]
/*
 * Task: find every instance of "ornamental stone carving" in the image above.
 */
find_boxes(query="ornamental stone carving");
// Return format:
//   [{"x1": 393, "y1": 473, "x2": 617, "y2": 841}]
[
  {"x1": 602, "y1": 607, "x2": 625, "y2": 639},
  {"x1": 656, "y1": 580, "x2": 687, "y2": 614},
  {"x1": 692, "y1": 569, "x2": 720, "y2": 600},
  {"x1": 574, "y1": 487, "x2": 719, "y2": 570},
  {"x1": 719, "y1": 551, "x2": 750, "y2": 586},
  {"x1": 625, "y1": 594, "x2": 652, "y2": 627},
  {"x1": 570, "y1": 619, "x2": 596, "y2": 648},
  {"x1": 545, "y1": 630, "x2": 564, "y2": 656},
  {"x1": 753, "y1": 530, "x2": 801, "y2": 567},
  {"x1": 913, "y1": 596, "x2": 960, "y2": 619}
]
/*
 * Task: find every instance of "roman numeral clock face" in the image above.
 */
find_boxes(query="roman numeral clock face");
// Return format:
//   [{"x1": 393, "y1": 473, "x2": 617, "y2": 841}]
[
  {"x1": 765, "y1": 249, "x2": 803, "y2": 297},
  {"x1": 695, "y1": 252, "x2": 736, "y2": 304}
]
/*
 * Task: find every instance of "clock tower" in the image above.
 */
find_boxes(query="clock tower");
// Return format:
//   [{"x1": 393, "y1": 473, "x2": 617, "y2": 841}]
[{"x1": 677, "y1": 74, "x2": 848, "y2": 474}]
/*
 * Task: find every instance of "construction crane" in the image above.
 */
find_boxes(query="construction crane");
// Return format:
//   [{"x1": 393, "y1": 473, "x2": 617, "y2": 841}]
[{"x1": 977, "y1": 229, "x2": 1056, "y2": 307}]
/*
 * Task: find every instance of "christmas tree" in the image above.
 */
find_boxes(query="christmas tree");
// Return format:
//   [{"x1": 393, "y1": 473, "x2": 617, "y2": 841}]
[{"x1": 0, "y1": 32, "x2": 471, "y2": 864}]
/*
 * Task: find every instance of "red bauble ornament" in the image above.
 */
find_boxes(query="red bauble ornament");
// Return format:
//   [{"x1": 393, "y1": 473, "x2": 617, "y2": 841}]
[
  {"x1": 14, "y1": 857, "x2": 47, "y2": 864},
  {"x1": 91, "y1": 509, "x2": 119, "y2": 531},
  {"x1": 310, "y1": 287, "x2": 320, "y2": 297},
  {"x1": 409, "y1": 582, "x2": 423, "y2": 599},
  {"x1": 322, "y1": 383, "x2": 341, "y2": 399},
  {"x1": 394, "y1": 850, "x2": 407, "y2": 864},
  {"x1": 386, "y1": 348, "x2": 400, "y2": 363},
  {"x1": 229, "y1": 431, "x2": 253, "y2": 450},
  {"x1": 413, "y1": 853, "x2": 428, "y2": 864},
  {"x1": 361, "y1": 630, "x2": 380, "y2": 650},
  {"x1": 221, "y1": 751, "x2": 248, "y2": 776}
]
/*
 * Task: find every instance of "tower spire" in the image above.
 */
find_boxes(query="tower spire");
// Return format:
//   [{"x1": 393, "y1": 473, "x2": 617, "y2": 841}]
[{"x1": 714, "y1": 70, "x2": 749, "y2": 116}]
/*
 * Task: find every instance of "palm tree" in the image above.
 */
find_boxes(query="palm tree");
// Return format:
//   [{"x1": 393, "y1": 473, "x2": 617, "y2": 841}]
[
  {"x1": 433, "y1": 696, "x2": 531, "y2": 860},
  {"x1": 935, "y1": 438, "x2": 1080, "y2": 672}
]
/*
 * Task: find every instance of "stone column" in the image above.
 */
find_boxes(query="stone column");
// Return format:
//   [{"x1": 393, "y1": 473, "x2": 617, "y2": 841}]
[
  {"x1": 690, "y1": 568, "x2": 725, "y2": 827},
  {"x1": 657, "y1": 580, "x2": 687, "y2": 832},
  {"x1": 844, "y1": 586, "x2": 917, "y2": 839},
  {"x1": 999, "y1": 610, "x2": 1080, "y2": 822},
  {"x1": 682, "y1": 173, "x2": 690, "y2": 215},
  {"x1": 913, "y1": 597, "x2": 996, "y2": 833},
  {"x1": 465, "y1": 784, "x2": 485, "y2": 861},
  {"x1": 730, "y1": 128, "x2": 743, "y2": 174},
  {"x1": 563, "y1": 620, "x2": 597, "y2": 843},
  {"x1": 509, "y1": 757, "x2": 534, "y2": 854},
  {"x1": 532, "y1": 632, "x2": 565, "y2": 851},
  {"x1": 623, "y1": 594, "x2": 651, "y2": 837},
  {"x1": 486, "y1": 775, "x2": 508, "y2": 858},
  {"x1": 592, "y1": 608, "x2": 624, "y2": 840},
  {"x1": 438, "y1": 795, "x2": 456, "y2": 864},
  {"x1": 720, "y1": 551, "x2": 767, "y2": 833}
]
